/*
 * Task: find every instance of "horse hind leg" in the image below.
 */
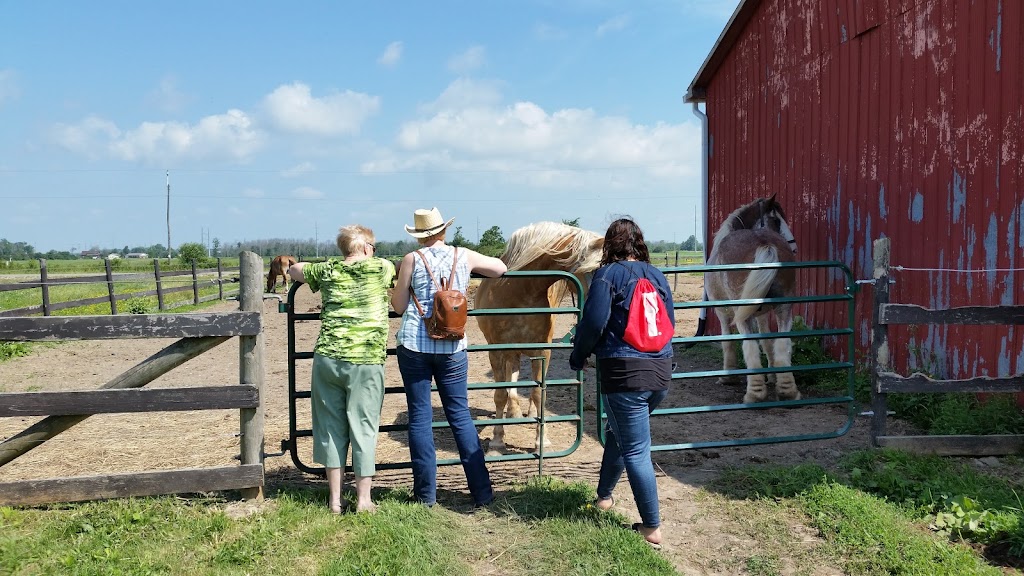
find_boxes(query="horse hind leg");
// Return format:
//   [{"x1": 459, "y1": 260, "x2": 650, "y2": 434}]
[
  {"x1": 772, "y1": 311, "x2": 800, "y2": 401},
  {"x1": 715, "y1": 308, "x2": 743, "y2": 385},
  {"x1": 529, "y1": 354, "x2": 552, "y2": 452},
  {"x1": 755, "y1": 315, "x2": 777, "y2": 387},
  {"x1": 490, "y1": 358, "x2": 522, "y2": 451},
  {"x1": 736, "y1": 317, "x2": 769, "y2": 403}
]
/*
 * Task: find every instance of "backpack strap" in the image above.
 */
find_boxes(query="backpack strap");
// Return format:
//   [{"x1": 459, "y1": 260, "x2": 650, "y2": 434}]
[{"x1": 409, "y1": 247, "x2": 459, "y2": 319}]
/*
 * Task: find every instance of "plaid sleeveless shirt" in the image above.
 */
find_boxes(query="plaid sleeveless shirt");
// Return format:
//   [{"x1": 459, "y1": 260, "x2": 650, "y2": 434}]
[{"x1": 396, "y1": 246, "x2": 470, "y2": 353}]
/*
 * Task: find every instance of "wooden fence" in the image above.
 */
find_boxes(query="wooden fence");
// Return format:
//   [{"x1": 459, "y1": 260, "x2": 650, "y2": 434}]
[
  {"x1": 0, "y1": 258, "x2": 241, "y2": 318},
  {"x1": 870, "y1": 237, "x2": 1024, "y2": 456},
  {"x1": 0, "y1": 252, "x2": 266, "y2": 506}
]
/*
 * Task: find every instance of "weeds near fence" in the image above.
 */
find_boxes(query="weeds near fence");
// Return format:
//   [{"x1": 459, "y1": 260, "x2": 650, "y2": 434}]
[{"x1": 713, "y1": 449, "x2": 1023, "y2": 574}]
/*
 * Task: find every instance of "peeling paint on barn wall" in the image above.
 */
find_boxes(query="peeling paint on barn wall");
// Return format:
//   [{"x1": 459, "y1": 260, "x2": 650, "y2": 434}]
[{"x1": 700, "y1": 0, "x2": 1023, "y2": 380}]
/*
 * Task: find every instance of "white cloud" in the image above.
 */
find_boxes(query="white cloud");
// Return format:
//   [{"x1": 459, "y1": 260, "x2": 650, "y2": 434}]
[
  {"x1": 290, "y1": 186, "x2": 324, "y2": 200},
  {"x1": 447, "y1": 46, "x2": 486, "y2": 74},
  {"x1": 261, "y1": 82, "x2": 380, "y2": 137},
  {"x1": 377, "y1": 41, "x2": 403, "y2": 67},
  {"x1": 52, "y1": 110, "x2": 264, "y2": 163},
  {"x1": 146, "y1": 75, "x2": 192, "y2": 114},
  {"x1": 596, "y1": 14, "x2": 630, "y2": 36},
  {"x1": 281, "y1": 162, "x2": 316, "y2": 177},
  {"x1": 0, "y1": 69, "x2": 19, "y2": 108},
  {"x1": 419, "y1": 78, "x2": 503, "y2": 115},
  {"x1": 364, "y1": 80, "x2": 700, "y2": 187}
]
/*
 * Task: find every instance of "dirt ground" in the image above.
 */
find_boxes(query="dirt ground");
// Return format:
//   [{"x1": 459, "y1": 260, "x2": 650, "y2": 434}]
[{"x1": 0, "y1": 274, "x2": 883, "y2": 575}]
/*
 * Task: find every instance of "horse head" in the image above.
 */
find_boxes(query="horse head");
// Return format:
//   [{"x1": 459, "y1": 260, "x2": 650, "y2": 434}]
[{"x1": 714, "y1": 194, "x2": 798, "y2": 255}]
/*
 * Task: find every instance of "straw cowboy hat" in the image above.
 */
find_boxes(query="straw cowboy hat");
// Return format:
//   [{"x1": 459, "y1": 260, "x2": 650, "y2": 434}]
[{"x1": 404, "y1": 207, "x2": 455, "y2": 238}]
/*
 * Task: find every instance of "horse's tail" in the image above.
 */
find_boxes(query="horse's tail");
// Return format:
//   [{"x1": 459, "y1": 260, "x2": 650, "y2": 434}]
[{"x1": 733, "y1": 245, "x2": 779, "y2": 326}]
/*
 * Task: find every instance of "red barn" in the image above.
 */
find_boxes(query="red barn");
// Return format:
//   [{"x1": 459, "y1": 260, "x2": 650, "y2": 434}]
[{"x1": 686, "y1": 0, "x2": 1023, "y2": 379}]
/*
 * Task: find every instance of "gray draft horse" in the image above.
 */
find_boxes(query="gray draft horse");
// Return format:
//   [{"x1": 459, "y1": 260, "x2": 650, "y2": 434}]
[{"x1": 705, "y1": 194, "x2": 800, "y2": 403}]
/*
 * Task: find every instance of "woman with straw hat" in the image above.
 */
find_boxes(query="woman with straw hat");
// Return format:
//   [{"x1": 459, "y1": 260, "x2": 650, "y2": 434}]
[{"x1": 391, "y1": 207, "x2": 507, "y2": 508}]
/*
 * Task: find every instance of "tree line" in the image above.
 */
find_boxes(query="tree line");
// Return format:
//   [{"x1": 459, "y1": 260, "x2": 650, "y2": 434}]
[{"x1": 0, "y1": 224, "x2": 702, "y2": 264}]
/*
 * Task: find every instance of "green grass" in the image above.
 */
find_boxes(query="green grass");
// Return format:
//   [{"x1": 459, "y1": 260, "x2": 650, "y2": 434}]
[
  {"x1": 0, "y1": 477, "x2": 675, "y2": 576},
  {"x1": 712, "y1": 449, "x2": 1024, "y2": 575}
]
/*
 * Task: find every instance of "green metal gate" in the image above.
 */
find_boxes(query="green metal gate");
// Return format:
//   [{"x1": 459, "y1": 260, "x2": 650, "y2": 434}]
[
  {"x1": 597, "y1": 260, "x2": 860, "y2": 451},
  {"x1": 279, "y1": 270, "x2": 588, "y2": 475}
]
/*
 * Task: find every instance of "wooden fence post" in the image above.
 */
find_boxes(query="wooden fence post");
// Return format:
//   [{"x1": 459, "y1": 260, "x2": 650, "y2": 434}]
[
  {"x1": 870, "y1": 237, "x2": 892, "y2": 445},
  {"x1": 105, "y1": 259, "x2": 117, "y2": 315},
  {"x1": 238, "y1": 251, "x2": 265, "y2": 500},
  {"x1": 191, "y1": 261, "x2": 199, "y2": 305},
  {"x1": 217, "y1": 258, "x2": 224, "y2": 301},
  {"x1": 154, "y1": 259, "x2": 165, "y2": 311},
  {"x1": 39, "y1": 259, "x2": 51, "y2": 317}
]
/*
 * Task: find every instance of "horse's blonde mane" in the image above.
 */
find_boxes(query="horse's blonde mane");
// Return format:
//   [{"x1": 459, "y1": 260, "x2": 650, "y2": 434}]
[{"x1": 501, "y1": 221, "x2": 602, "y2": 273}]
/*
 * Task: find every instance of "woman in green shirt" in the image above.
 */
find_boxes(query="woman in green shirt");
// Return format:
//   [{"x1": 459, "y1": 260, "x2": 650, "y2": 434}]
[{"x1": 290, "y1": 225, "x2": 396, "y2": 514}]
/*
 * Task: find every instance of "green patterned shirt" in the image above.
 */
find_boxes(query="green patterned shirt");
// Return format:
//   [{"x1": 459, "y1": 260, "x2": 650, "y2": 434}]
[{"x1": 302, "y1": 257, "x2": 396, "y2": 364}]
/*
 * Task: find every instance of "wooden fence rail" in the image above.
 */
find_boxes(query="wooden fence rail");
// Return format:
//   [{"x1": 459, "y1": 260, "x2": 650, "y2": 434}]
[
  {"x1": 0, "y1": 252, "x2": 266, "y2": 506},
  {"x1": 0, "y1": 258, "x2": 241, "y2": 318},
  {"x1": 870, "y1": 237, "x2": 1024, "y2": 456}
]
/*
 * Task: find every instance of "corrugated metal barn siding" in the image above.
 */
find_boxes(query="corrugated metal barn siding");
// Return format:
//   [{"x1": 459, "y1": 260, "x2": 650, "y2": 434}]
[{"x1": 704, "y1": 0, "x2": 1023, "y2": 378}]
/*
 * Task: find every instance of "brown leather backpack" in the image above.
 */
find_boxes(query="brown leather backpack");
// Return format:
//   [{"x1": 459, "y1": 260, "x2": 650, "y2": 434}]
[{"x1": 410, "y1": 247, "x2": 468, "y2": 340}]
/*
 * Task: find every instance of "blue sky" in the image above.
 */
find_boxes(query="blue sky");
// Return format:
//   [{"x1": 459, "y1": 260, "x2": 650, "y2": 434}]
[{"x1": 1, "y1": 1, "x2": 738, "y2": 253}]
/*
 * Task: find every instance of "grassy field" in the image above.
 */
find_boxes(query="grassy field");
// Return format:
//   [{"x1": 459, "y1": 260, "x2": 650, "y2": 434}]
[{"x1": 0, "y1": 258, "x2": 247, "y2": 317}]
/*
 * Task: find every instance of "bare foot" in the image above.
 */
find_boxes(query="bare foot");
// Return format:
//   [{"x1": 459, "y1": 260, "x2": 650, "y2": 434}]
[
  {"x1": 631, "y1": 523, "x2": 663, "y2": 549},
  {"x1": 356, "y1": 502, "x2": 378, "y2": 514},
  {"x1": 595, "y1": 496, "x2": 614, "y2": 511}
]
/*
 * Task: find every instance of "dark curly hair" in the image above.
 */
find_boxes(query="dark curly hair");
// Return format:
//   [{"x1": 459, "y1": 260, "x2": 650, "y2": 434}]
[{"x1": 600, "y1": 217, "x2": 650, "y2": 265}]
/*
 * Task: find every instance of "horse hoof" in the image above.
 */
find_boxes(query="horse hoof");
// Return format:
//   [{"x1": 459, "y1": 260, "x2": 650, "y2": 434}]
[
  {"x1": 743, "y1": 391, "x2": 768, "y2": 403},
  {"x1": 777, "y1": 390, "x2": 802, "y2": 401},
  {"x1": 716, "y1": 376, "x2": 744, "y2": 386}
]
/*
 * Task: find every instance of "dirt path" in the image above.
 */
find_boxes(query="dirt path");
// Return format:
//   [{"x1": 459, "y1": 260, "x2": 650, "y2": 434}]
[{"x1": 0, "y1": 275, "x2": 878, "y2": 574}]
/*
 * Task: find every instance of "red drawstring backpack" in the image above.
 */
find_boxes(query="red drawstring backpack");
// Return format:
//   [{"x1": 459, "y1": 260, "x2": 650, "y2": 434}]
[{"x1": 621, "y1": 265, "x2": 673, "y2": 352}]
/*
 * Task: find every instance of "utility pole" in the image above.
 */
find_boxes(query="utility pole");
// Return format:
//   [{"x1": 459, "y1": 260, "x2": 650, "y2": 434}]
[{"x1": 166, "y1": 171, "x2": 172, "y2": 261}]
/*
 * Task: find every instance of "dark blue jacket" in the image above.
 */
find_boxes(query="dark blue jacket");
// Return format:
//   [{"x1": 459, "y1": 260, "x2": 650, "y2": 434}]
[{"x1": 569, "y1": 260, "x2": 675, "y2": 371}]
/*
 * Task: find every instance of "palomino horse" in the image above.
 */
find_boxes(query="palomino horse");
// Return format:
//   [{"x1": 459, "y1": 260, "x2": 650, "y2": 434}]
[
  {"x1": 705, "y1": 194, "x2": 800, "y2": 403},
  {"x1": 475, "y1": 222, "x2": 604, "y2": 451},
  {"x1": 267, "y1": 255, "x2": 297, "y2": 293}
]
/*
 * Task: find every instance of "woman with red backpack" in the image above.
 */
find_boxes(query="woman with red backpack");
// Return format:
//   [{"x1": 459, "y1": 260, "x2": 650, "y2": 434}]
[{"x1": 569, "y1": 217, "x2": 676, "y2": 549}]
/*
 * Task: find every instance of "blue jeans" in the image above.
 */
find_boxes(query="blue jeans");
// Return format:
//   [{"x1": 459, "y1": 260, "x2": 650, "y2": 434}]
[
  {"x1": 397, "y1": 346, "x2": 493, "y2": 506},
  {"x1": 597, "y1": 389, "x2": 667, "y2": 528}
]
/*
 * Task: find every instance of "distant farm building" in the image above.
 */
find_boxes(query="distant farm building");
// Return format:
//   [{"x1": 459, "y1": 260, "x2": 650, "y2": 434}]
[
  {"x1": 686, "y1": 0, "x2": 1023, "y2": 378},
  {"x1": 126, "y1": 253, "x2": 148, "y2": 259}
]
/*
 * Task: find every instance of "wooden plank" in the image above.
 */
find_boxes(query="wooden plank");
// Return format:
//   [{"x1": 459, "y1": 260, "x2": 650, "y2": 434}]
[
  {"x1": 0, "y1": 336, "x2": 231, "y2": 467},
  {"x1": 870, "y1": 237, "x2": 891, "y2": 443},
  {"x1": 880, "y1": 303, "x2": 1024, "y2": 325},
  {"x1": 0, "y1": 312, "x2": 261, "y2": 341},
  {"x1": 0, "y1": 385, "x2": 259, "y2": 417},
  {"x1": 0, "y1": 281, "x2": 43, "y2": 293},
  {"x1": 0, "y1": 465, "x2": 264, "y2": 506},
  {"x1": 160, "y1": 269, "x2": 197, "y2": 278},
  {"x1": 0, "y1": 305, "x2": 43, "y2": 318},
  {"x1": 877, "y1": 372, "x2": 1024, "y2": 393},
  {"x1": 875, "y1": 435, "x2": 1024, "y2": 456},
  {"x1": 40, "y1": 259, "x2": 50, "y2": 316}
]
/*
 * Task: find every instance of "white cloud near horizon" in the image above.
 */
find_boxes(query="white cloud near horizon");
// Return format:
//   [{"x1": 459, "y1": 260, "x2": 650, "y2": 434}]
[
  {"x1": 261, "y1": 82, "x2": 380, "y2": 136},
  {"x1": 51, "y1": 110, "x2": 263, "y2": 163},
  {"x1": 377, "y1": 41, "x2": 403, "y2": 67},
  {"x1": 0, "y1": 69, "x2": 20, "y2": 108},
  {"x1": 447, "y1": 46, "x2": 486, "y2": 74},
  {"x1": 596, "y1": 14, "x2": 630, "y2": 36},
  {"x1": 363, "y1": 79, "x2": 700, "y2": 188}
]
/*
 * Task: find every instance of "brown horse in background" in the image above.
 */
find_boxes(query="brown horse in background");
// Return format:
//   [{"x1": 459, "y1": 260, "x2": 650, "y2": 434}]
[
  {"x1": 475, "y1": 222, "x2": 604, "y2": 451},
  {"x1": 705, "y1": 194, "x2": 800, "y2": 403},
  {"x1": 267, "y1": 255, "x2": 297, "y2": 293}
]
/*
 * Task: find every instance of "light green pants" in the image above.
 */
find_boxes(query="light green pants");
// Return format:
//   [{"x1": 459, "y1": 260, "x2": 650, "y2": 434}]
[{"x1": 311, "y1": 354, "x2": 385, "y2": 476}]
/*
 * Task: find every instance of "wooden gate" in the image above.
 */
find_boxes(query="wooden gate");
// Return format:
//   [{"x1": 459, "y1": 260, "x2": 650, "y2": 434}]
[
  {"x1": 870, "y1": 238, "x2": 1024, "y2": 455},
  {"x1": 0, "y1": 252, "x2": 267, "y2": 506}
]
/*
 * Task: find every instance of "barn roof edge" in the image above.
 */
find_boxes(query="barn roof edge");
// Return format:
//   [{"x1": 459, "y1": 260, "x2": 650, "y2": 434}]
[{"x1": 685, "y1": 0, "x2": 762, "y2": 103}]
